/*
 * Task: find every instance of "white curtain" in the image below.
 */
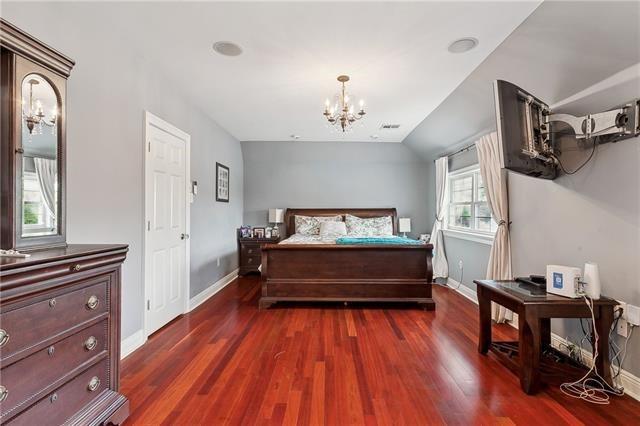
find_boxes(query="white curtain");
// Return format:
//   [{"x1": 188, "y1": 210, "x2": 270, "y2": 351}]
[
  {"x1": 34, "y1": 157, "x2": 57, "y2": 218},
  {"x1": 430, "y1": 156, "x2": 449, "y2": 278},
  {"x1": 476, "y1": 132, "x2": 512, "y2": 323}
]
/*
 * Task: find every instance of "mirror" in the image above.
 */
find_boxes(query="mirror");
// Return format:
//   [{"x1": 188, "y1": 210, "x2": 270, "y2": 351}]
[{"x1": 20, "y1": 73, "x2": 60, "y2": 238}]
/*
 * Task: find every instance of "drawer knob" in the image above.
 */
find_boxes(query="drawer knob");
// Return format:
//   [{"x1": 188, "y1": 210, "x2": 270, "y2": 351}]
[
  {"x1": 48, "y1": 345, "x2": 55, "y2": 356},
  {"x1": 86, "y1": 295, "x2": 99, "y2": 310},
  {"x1": 71, "y1": 263, "x2": 82, "y2": 272},
  {"x1": 49, "y1": 298, "x2": 57, "y2": 308},
  {"x1": 87, "y1": 376, "x2": 101, "y2": 392},
  {"x1": 0, "y1": 386, "x2": 8, "y2": 403},
  {"x1": 0, "y1": 329, "x2": 8, "y2": 347},
  {"x1": 248, "y1": 248, "x2": 253, "y2": 254},
  {"x1": 248, "y1": 258, "x2": 253, "y2": 264},
  {"x1": 84, "y1": 336, "x2": 97, "y2": 351},
  {"x1": 50, "y1": 393, "x2": 58, "y2": 403}
]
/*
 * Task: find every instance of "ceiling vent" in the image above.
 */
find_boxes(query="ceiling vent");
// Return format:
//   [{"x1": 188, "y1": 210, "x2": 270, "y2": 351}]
[{"x1": 380, "y1": 123, "x2": 401, "y2": 129}]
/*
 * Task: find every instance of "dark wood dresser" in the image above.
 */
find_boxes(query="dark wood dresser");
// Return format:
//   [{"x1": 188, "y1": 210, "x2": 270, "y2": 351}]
[
  {"x1": 0, "y1": 244, "x2": 129, "y2": 425},
  {"x1": 238, "y1": 235, "x2": 279, "y2": 276}
]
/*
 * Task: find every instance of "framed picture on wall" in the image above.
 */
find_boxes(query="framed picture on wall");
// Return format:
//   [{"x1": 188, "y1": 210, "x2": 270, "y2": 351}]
[{"x1": 216, "y1": 162, "x2": 230, "y2": 202}]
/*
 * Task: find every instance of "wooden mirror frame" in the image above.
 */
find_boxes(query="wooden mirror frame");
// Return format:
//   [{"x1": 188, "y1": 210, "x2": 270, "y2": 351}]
[{"x1": 0, "y1": 19, "x2": 74, "y2": 251}]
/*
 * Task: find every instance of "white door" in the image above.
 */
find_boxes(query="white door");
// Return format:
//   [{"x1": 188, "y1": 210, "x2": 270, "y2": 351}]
[{"x1": 144, "y1": 113, "x2": 190, "y2": 336}]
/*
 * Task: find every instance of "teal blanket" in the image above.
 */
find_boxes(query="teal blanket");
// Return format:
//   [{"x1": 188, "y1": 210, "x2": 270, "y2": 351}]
[{"x1": 336, "y1": 236, "x2": 424, "y2": 245}]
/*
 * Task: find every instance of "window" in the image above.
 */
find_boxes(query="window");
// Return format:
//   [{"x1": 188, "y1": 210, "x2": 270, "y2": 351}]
[
  {"x1": 446, "y1": 166, "x2": 497, "y2": 238},
  {"x1": 22, "y1": 171, "x2": 55, "y2": 235}
]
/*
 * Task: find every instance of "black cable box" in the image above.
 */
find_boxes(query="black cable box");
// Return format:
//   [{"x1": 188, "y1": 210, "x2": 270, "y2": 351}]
[{"x1": 515, "y1": 274, "x2": 546, "y2": 288}]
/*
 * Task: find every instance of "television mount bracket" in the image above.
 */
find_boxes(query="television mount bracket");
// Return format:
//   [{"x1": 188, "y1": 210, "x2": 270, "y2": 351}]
[{"x1": 521, "y1": 94, "x2": 639, "y2": 162}]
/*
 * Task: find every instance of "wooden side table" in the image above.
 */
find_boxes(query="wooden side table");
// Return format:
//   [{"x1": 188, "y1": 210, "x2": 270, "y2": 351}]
[
  {"x1": 238, "y1": 232, "x2": 280, "y2": 276},
  {"x1": 474, "y1": 279, "x2": 618, "y2": 394}
]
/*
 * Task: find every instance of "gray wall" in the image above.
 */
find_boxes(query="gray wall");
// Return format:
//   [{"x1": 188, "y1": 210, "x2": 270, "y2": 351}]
[
  {"x1": 242, "y1": 141, "x2": 429, "y2": 238},
  {"x1": 2, "y1": 3, "x2": 244, "y2": 341},
  {"x1": 426, "y1": 74, "x2": 640, "y2": 377}
]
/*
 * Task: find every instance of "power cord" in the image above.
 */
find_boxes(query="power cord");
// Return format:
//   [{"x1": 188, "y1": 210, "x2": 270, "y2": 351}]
[
  {"x1": 559, "y1": 295, "x2": 625, "y2": 404},
  {"x1": 550, "y1": 136, "x2": 598, "y2": 175}
]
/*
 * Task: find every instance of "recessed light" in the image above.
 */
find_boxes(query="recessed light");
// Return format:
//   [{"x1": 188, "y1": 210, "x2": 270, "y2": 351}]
[
  {"x1": 290, "y1": 134, "x2": 300, "y2": 140},
  {"x1": 447, "y1": 37, "x2": 478, "y2": 54},
  {"x1": 213, "y1": 41, "x2": 243, "y2": 57}
]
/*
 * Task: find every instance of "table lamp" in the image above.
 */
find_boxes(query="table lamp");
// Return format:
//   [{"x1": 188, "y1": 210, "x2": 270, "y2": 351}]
[
  {"x1": 399, "y1": 218, "x2": 411, "y2": 238},
  {"x1": 269, "y1": 208, "x2": 284, "y2": 237}
]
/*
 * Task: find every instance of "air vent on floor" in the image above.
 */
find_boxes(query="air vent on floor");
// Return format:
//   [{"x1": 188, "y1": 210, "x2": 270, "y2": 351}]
[{"x1": 380, "y1": 123, "x2": 401, "y2": 129}]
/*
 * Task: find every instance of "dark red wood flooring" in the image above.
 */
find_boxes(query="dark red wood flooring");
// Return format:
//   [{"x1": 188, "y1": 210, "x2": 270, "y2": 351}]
[{"x1": 121, "y1": 275, "x2": 640, "y2": 425}]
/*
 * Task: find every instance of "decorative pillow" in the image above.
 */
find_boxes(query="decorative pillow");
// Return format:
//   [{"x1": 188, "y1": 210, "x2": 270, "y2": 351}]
[
  {"x1": 319, "y1": 221, "x2": 347, "y2": 238},
  {"x1": 295, "y1": 215, "x2": 343, "y2": 235},
  {"x1": 345, "y1": 214, "x2": 394, "y2": 236}
]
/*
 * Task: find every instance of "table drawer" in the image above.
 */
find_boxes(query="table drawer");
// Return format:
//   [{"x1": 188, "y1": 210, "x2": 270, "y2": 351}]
[
  {"x1": 0, "y1": 279, "x2": 108, "y2": 362},
  {"x1": 5, "y1": 359, "x2": 109, "y2": 426},
  {"x1": 242, "y1": 255, "x2": 261, "y2": 267},
  {"x1": 241, "y1": 244, "x2": 261, "y2": 257},
  {"x1": 0, "y1": 321, "x2": 107, "y2": 419}
]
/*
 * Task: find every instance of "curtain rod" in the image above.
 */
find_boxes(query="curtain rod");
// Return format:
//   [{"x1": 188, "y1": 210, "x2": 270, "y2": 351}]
[{"x1": 433, "y1": 142, "x2": 477, "y2": 162}]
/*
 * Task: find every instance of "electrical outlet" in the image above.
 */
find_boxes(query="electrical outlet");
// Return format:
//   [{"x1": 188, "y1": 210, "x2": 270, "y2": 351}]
[
  {"x1": 617, "y1": 318, "x2": 629, "y2": 338},
  {"x1": 217, "y1": 257, "x2": 220, "y2": 267},
  {"x1": 626, "y1": 304, "x2": 640, "y2": 326},
  {"x1": 458, "y1": 260, "x2": 463, "y2": 270}
]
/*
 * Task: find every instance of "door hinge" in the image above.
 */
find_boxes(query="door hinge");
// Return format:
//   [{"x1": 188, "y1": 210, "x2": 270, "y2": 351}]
[
  {"x1": 147, "y1": 300, "x2": 151, "y2": 310},
  {"x1": 147, "y1": 221, "x2": 150, "y2": 231},
  {"x1": 148, "y1": 141, "x2": 151, "y2": 152}
]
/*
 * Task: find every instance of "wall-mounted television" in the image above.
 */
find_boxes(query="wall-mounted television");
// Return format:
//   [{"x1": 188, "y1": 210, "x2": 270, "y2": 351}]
[
  {"x1": 494, "y1": 79, "x2": 639, "y2": 180},
  {"x1": 493, "y1": 80, "x2": 557, "y2": 179}
]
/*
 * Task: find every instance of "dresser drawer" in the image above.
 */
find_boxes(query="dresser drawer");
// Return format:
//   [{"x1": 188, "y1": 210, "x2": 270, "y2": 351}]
[
  {"x1": 0, "y1": 279, "x2": 108, "y2": 362},
  {"x1": 0, "y1": 321, "x2": 107, "y2": 419},
  {"x1": 6, "y1": 359, "x2": 109, "y2": 426}
]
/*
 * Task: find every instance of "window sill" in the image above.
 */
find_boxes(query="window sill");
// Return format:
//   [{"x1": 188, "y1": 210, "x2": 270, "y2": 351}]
[{"x1": 442, "y1": 229, "x2": 494, "y2": 246}]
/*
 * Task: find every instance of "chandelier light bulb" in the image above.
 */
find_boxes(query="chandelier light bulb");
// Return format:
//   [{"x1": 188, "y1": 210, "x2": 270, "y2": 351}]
[{"x1": 322, "y1": 74, "x2": 367, "y2": 133}]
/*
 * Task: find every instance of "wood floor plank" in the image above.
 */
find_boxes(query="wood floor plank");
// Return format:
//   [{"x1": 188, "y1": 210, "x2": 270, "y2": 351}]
[{"x1": 121, "y1": 276, "x2": 640, "y2": 425}]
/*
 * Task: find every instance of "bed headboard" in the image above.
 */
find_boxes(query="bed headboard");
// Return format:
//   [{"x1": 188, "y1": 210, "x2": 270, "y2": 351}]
[{"x1": 284, "y1": 208, "x2": 398, "y2": 237}]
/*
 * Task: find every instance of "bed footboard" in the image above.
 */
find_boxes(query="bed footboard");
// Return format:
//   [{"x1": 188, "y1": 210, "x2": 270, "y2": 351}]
[{"x1": 259, "y1": 244, "x2": 434, "y2": 309}]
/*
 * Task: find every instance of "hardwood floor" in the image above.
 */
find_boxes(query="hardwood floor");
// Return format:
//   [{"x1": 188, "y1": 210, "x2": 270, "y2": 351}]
[{"x1": 121, "y1": 276, "x2": 640, "y2": 425}]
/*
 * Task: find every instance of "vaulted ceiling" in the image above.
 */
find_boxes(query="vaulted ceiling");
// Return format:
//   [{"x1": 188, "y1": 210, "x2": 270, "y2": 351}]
[{"x1": 22, "y1": 1, "x2": 540, "y2": 143}]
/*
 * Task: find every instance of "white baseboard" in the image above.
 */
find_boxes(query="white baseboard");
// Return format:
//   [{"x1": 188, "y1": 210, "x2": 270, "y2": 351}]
[
  {"x1": 446, "y1": 278, "x2": 478, "y2": 303},
  {"x1": 188, "y1": 268, "x2": 238, "y2": 311},
  {"x1": 446, "y1": 280, "x2": 640, "y2": 402},
  {"x1": 120, "y1": 269, "x2": 238, "y2": 360},
  {"x1": 121, "y1": 329, "x2": 146, "y2": 360}
]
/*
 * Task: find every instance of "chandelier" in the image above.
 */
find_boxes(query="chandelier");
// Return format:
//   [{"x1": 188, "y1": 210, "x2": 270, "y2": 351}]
[
  {"x1": 23, "y1": 78, "x2": 57, "y2": 136},
  {"x1": 323, "y1": 75, "x2": 366, "y2": 132}
]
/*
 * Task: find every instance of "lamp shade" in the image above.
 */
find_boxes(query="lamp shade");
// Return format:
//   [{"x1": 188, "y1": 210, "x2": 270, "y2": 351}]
[
  {"x1": 399, "y1": 218, "x2": 411, "y2": 233},
  {"x1": 269, "y1": 208, "x2": 284, "y2": 224}
]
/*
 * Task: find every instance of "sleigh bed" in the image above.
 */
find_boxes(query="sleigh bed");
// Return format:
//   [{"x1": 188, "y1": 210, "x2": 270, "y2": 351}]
[{"x1": 259, "y1": 208, "x2": 434, "y2": 309}]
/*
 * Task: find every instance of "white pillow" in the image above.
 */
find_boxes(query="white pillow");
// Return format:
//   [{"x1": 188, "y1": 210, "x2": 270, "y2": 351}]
[
  {"x1": 295, "y1": 215, "x2": 343, "y2": 235},
  {"x1": 345, "y1": 214, "x2": 394, "y2": 236},
  {"x1": 319, "y1": 221, "x2": 347, "y2": 238}
]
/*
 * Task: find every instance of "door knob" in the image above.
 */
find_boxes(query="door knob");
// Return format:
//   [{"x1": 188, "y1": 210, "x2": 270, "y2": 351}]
[{"x1": 180, "y1": 233, "x2": 190, "y2": 240}]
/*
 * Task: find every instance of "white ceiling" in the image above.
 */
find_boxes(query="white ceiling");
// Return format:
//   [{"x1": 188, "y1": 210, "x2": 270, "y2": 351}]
[{"x1": 63, "y1": 1, "x2": 541, "y2": 143}]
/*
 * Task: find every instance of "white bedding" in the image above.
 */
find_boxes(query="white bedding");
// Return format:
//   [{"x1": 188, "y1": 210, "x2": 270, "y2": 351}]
[{"x1": 279, "y1": 233, "x2": 337, "y2": 244}]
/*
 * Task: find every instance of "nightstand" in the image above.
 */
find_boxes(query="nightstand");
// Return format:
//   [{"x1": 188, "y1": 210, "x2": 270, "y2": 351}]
[{"x1": 238, "y1": 232, "x2": 280, "y2": 276}]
